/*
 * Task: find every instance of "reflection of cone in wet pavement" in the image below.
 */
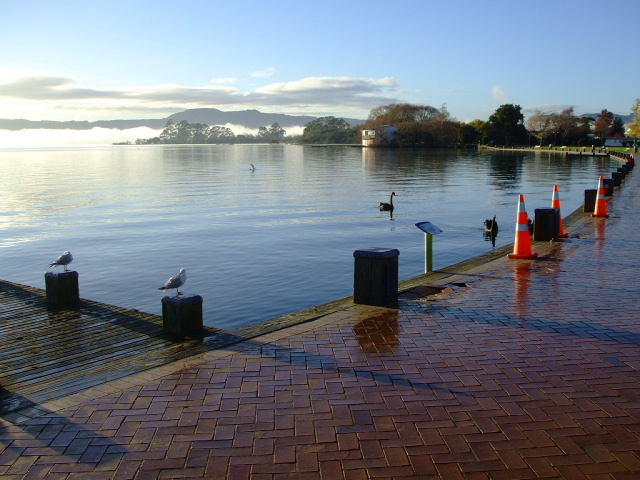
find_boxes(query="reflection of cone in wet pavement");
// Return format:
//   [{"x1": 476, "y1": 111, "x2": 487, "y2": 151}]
[
  {"x1": 551, "y1": 184, "x2": 568, "y2": 238},
  {"x1": 591, "y1": 176, "x2": 609, "y2": 218},
  {"x1": 507, "y1": 194, "x2": 538, "y2": 259},
  {"x1": 513, "y1": 261, "x2": 532, "y2": 318},
  {"x1": 594, "y1": 217, "x2": 606, "y2": 261}
]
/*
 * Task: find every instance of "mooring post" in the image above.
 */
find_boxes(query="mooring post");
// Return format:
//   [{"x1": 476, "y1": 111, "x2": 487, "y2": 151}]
[
  {"x1": 44, "y1": 271, "x2": 79, "y2": 306},
  {"x1": 161, "y1": 294, "x2": 203, "y2": 335},
  {"x1": 425, "y1": 233, "x2": 433, "y2": 272},
  {"x1": 415, "y1": 221, "x2": 443, "y2": 273}
]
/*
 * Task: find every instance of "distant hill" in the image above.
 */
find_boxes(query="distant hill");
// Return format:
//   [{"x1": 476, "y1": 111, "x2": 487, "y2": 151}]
[
  {"x1": 581, "y1": 112, "x2": 633, "y2": 123},
  {"x1": 0, "y1": 108, "x2": 364, "y2": 131}
]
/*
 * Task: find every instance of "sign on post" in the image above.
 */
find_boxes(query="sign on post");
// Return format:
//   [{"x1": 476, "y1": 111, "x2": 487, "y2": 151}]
[{"x1": 415, "y1": 221, "x2": 443, "y2": 272}]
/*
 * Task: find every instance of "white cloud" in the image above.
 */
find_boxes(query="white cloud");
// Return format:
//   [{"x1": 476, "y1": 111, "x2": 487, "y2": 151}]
[
  {"x1": 0, "y1": 70, "x2": 401, "y2": 121},
  {"x1": 210, "y1": 77, "x2": 237, "y2": 84},
  {"x1": 492, "y1": 85, "x2": 509, "y2": 103},
  {"x1": 251, "y1": 68, "x2": 277, "y2": 78}
]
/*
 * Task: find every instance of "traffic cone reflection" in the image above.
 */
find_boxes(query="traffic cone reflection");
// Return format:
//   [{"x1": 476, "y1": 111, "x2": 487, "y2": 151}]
[
  {"x1": 551, "y1": 185, "x2": 568, "y2": 238},
  {"x1": 507, "y1": 194, "x2": 538, "y2": 259},
  {"x1": 591, "y1": 176, "x2": 609, "y2": 218}
]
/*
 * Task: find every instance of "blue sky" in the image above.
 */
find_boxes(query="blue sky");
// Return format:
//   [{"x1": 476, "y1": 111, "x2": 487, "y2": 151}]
[{"x1": 1, "y1": 0, "x2": 638, "y2": 132}]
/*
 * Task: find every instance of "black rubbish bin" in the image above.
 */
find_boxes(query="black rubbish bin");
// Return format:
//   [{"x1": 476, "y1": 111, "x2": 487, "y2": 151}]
[
  {"x1": 353, "y1": 248, "x2": 399, "y2": 306},
  {"x1": 533, "y1": 208, "x2": 560, "y2": 241}
]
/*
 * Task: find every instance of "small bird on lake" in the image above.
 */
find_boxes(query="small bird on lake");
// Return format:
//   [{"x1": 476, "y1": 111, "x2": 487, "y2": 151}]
[
  {"x1": 49, "y1": 251, "x2": 73, "y2": 271},
  {"x1": 484, "y1": 214, "x2": 498, "y2": 234},
  {"x1": 380, "y1": 192, "x2": 396, "y2": 211},
  {"x1": 250, "y1": 163, "x2": 256, "y2": 171},
  {"x1": 158, "y1": 268, "x2": 187, "y2": 296}
]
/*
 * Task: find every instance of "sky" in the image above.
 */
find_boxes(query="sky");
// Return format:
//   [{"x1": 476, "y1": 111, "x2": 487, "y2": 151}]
[{"x1": 1, "y1": 0, "x2": 639, "y2": 145}]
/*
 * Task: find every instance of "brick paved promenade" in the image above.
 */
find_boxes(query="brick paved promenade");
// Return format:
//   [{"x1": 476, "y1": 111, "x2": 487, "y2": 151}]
[{"x1": 1, "y1": 165, "x2": 638, "y2": 479}]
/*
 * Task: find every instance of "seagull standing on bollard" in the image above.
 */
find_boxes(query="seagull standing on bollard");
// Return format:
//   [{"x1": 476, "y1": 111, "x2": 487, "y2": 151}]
[
  {"x1": 49, "y1": 251, "x2": 73, "y2": 272},
  {"x1": 158, "y1": 268, "x2": 187, "y2": 296}
]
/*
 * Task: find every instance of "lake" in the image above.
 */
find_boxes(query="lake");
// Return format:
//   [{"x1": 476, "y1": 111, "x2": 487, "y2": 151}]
[{"x1": 0, "y1": 145, "x2": 620, "y2": 330}]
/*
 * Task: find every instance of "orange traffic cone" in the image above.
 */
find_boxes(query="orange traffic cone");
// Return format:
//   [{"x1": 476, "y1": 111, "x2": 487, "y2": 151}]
[
  {"x1": 507, "y1": 194, "x2": 538, "y2": 259},
  {"x1": 591, "y1": 176, "x2": 609, "y2": 218},
  {"x1": 551, "y1": 185, "x2": 568, "y2": 238}
]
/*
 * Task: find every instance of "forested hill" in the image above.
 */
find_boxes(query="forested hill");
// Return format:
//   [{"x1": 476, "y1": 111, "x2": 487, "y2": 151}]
[{"x1": 0, "y1": 108, "x2": 364, "y2": 131}]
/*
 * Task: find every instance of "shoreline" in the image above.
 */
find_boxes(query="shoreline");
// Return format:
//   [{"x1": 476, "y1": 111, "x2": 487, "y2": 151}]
[
  {"x1": 227, "y1": 198, "x2": 589, "y2": 340},
  {"x1": 229, "y1": 153, "x2": 635, "y2": 341}
]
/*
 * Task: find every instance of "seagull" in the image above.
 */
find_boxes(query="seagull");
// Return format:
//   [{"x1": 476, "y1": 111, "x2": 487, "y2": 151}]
[
  {"x1": 250, "y1": 163, "x2": 256, "y2": 171},
  {"x1": 49, "y1": 251, "x2": 73, "y2": 271},
  {"x1": 158, "y1": 268, "x2": 187, "y2": 295}
]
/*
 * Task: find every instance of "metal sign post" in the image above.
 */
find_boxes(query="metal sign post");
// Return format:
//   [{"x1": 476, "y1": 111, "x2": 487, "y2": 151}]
[{"x1": 415, "y1": 221, "x2": 443, "y2": 272}]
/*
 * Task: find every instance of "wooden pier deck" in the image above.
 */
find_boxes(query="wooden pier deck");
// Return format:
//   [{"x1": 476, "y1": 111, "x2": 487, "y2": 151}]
[{"x1": 0, "y1": 279, "x2": 230, "y2": 415}]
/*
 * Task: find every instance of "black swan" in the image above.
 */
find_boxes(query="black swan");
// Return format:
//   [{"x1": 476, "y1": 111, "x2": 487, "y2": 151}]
[
  {"x1": 484, "y1": 214, "x2": 498, "y2": 234},
  {"x1": 380, "y1": 192, "x2": 396, "y2": 211}
]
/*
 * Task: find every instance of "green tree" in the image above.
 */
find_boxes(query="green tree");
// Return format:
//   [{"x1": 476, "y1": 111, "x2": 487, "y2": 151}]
[
  {"x1": 457, "y1": 123, "x2": 482, "y2": 145},
  {"x1": 208, "y1": 125, "x2": 235, "y2": 143},
  {"x1": 362, "y1": 103, "x2": 457, "y2": 147},
  {"x1": 268, "y1": 123, "x2": 286, "y2": 143},
  {"x1": 488, "y1": 104, "x2": 527, "y2": 145},
  {"x1": 257, "y1": 123, "x2": 286, "y2": 143},
  {"x1": 301, "y1": 116, "x2": 356, "y2": 144},
  {"x1": 611, "y1": 117, "x2": 625, "y2": 136}
]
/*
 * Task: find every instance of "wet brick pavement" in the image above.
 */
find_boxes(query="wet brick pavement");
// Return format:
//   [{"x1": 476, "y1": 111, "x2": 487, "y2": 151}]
[{"x1": 0, "y1": 163, "x2": 638, "y2": 479}]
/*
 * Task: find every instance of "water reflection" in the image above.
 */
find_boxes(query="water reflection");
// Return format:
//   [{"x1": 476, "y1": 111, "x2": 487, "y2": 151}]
[
  {"x1": 353, "y1": 311, "x2": 400, "y2": 353},
  {"x1": 488, "y1": 152, "x2": 524, "y2": 190},
  {"x1": 512, "y1": 261, "x2": 533, "y2": 318}
]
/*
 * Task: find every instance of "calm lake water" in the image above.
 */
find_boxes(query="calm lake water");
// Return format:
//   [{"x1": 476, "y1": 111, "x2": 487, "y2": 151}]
[{"x1": 0, "y1": 145, "x2": 620, "y2": 330}]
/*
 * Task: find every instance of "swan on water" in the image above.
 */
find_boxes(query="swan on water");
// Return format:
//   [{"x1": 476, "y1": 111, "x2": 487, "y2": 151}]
[
  {"x1": 484, "y1": 214, "x2": 498, "y2": 234},
  {"x1": 380, "y1": 192, "x2": 396, "y2": 211}
]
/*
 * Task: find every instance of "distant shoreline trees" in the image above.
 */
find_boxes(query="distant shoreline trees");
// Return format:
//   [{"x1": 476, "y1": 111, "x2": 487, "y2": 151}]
[
  {"x1": 132, "y1": 101, "x2": 637, "y2": 148},
  {"x1": 135, "y1": 120, "x2": 287, "y2": 145}
]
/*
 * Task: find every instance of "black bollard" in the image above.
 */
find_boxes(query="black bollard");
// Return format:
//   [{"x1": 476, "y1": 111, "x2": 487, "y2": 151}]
[
  {"x1": 44, "y1": 271, "x2": 79, "y2": 306},
  {"x1": 161, "y1": 294, "x2": 203, "y2": 335},
  {"x1": 584, "y1": 189, "x2": 597, "y2": 213},
  {"x1": 353, "y1": 248, "x2": 399, "y2": 306},
  {"x1": 603, "y1": 178, "x2": 614, "y2": 196},
  {"x1": 612, "y1": 172, "x2": 622, "y2": 187},
  {"x1": 533, "y1": 208, "x2": 560, "y2": 241}
]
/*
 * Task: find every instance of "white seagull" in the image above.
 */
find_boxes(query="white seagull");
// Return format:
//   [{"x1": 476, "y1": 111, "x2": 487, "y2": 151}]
[
  {"x1": 49, "y1": 251, "x2": 73, "y2": 271},
  {"x1": 158, "y1": 268, "x2": 187, "y2": 295}
]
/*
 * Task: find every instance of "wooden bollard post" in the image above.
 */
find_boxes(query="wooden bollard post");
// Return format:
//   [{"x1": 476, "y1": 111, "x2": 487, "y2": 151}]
[
  {"x1": 353, "y1": 248, "x2": 399, "y2": 306},
  {"x1": 161, "y1": 294, "x2": 203, "y2": 335},
  {"x1": 44, "y1": 271, "x2": 79, "y2": 306}
]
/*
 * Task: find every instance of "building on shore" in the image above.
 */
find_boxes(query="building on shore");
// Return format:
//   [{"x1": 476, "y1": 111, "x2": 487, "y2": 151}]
[{"x1": 362, "y1": 125, "x2": 397, "y2": 147}]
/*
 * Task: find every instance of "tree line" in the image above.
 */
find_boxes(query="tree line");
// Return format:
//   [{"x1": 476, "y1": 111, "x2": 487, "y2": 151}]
[
  {"x1": 136, "y1": 120, "x2": 287, "y2": 144},
  {"x1": 133, "y1": 99, "x2": 640, "y2": 148}
]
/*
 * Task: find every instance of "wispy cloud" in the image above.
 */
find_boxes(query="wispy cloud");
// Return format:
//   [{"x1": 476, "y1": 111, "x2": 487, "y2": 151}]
[
  {"x1": 210, "y1": 77, "x2": 237, "y2": 84},
  {"x1": 251, "y1": 68, "x2": 277, "y2": 78},
  {"x1": 0, "y1": 70, "x2": 401, "y2": 120},
  {"x1": 492, "y1": 85, "x2": 509, "y2": 103}
]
